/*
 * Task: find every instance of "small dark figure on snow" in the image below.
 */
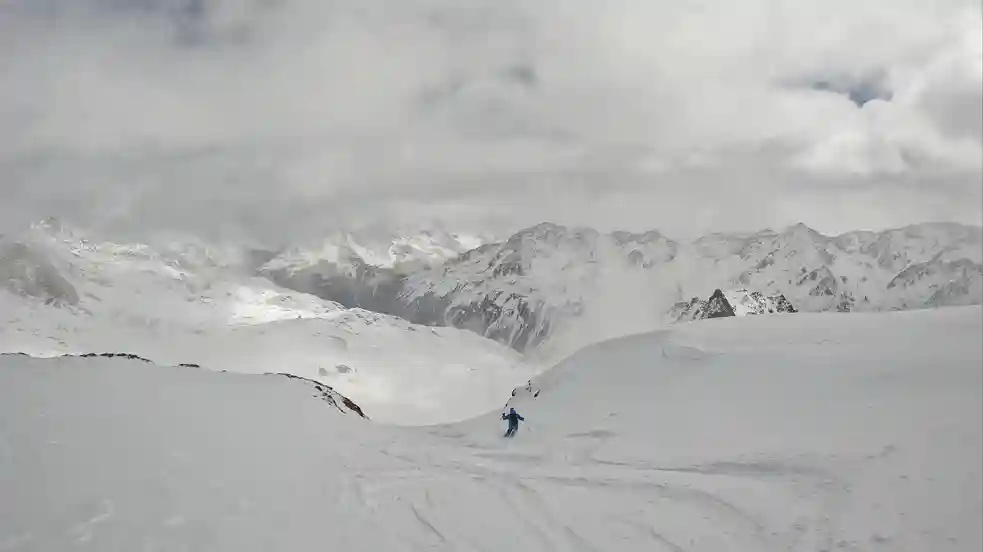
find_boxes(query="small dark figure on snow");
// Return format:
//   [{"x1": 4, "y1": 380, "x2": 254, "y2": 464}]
[{"x1": 502, "y1": 407, "x2": 524, "y2": 438}]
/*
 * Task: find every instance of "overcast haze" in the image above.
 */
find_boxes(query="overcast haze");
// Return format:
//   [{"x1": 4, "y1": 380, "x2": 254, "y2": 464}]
[{"x1": 2, "y1": 0, "x2": 981, "y2": 244}]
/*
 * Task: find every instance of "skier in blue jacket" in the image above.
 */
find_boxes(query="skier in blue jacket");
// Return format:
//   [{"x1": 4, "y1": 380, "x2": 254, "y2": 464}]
[{"x1": 502, "y1": 407, "x2": 524, "y2": 437}]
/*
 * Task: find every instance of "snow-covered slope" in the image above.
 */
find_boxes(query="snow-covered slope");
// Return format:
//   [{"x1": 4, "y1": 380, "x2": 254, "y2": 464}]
[
  {"x1": 1, "y1": 218, "x2": 342, "y2": 327},
  {"x1": 2, "y1": 306, "x2": 979, "y2": 551},
  {"x1": 398, "y1": 221, "x2": 982, "y2": 359},
  {"x1": 0, "y1": 221, "x2": 533, "y2": 425}
]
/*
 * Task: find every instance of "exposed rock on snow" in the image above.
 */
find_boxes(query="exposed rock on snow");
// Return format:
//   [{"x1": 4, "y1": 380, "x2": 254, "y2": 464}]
[
  {"x1": 673, "y1": 289, "x2": 798, "y2": 322},
  {"x1": 702, "y1": 289, "x2": 738, "y2": 319},
  {"x1": 268, "y1": 372, "x2": 368, "y2": 418}
]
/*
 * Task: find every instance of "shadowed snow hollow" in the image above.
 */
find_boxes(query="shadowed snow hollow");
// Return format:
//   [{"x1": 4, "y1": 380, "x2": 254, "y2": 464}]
[{"x1": 1, "y1": 306, "x2": 979, "y2": 551}]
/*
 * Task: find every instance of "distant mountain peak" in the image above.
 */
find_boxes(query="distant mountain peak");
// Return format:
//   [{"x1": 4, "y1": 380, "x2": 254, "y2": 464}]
[
  {"x1": 704, "y1": 289, "x2": 737, "y2": 318},
  {"x1": 673, "y1": 288, "x2": 798, "y2": 322},
  {"x1": 261, "y1": 228, "x2": 486, "y2": 274}
]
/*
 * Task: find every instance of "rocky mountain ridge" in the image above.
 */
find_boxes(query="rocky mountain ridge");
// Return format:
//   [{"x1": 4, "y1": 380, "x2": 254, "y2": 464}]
[
  {"x1": 393, "y1": 221, "x2": 981, "y2": 356},
  {"x1": 671, "y1": 289, "x2": 798, "y2": 322},
  {"x1": 5, "y1": 218, "x2": 980, "y2": 360}
]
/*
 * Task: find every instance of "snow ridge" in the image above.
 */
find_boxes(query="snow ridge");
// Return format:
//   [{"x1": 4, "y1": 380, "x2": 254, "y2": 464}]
[{"x1": 0, "y1": 351, "x2": 368, "y2": 417}]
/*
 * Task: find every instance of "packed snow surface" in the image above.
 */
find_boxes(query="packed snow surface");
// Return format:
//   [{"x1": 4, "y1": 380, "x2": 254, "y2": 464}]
[{"x1": 1, "y1": 306, "x2": 980, "y2": 551}]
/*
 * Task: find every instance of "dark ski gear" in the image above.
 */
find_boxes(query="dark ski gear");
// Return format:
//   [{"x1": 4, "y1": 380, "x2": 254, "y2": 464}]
[{"x1": 502, "y1": 407, "x2": 525, "y2": 437}]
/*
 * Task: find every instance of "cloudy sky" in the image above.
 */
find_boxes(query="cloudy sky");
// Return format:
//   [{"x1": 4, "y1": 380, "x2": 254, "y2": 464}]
[{"x1": 2, "y1": 0, "x2": 981, "y2": 244}]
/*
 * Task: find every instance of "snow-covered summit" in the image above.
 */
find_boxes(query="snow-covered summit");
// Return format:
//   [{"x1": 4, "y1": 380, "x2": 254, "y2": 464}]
[
  {"x1": 261, "y1": 226, "x2": 487, "y2": 275},
  {"x1": 255, "y1": 226, "x2": 492, "y2": 319}
]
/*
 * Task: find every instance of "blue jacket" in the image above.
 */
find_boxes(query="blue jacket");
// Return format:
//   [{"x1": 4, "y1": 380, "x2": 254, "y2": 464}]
[{"x1": 502, "y1": 408, "x2": 524, "y2": 425}]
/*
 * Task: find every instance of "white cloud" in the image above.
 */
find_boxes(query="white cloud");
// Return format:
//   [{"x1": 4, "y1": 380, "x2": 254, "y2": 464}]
[{"x1": 1, "y1": 0, "x2": 980, "y2": 243}]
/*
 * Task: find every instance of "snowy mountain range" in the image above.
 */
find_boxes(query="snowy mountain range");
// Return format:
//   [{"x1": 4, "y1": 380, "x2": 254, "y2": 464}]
[
  {"x1": 3, "y1": 217, "x2": 981, "y2": 369},
  {"x1": 261, "y1": 220, "x2": 980, "y2": 359}
]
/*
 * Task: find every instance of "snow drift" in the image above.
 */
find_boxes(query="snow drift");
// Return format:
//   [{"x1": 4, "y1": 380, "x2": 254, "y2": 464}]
[{"x1": 1, "y1": 306, "x2": 979, "y2": 551}]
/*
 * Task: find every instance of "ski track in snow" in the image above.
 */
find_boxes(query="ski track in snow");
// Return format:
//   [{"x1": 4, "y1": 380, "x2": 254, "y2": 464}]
[
  {"x1": 1, "y1": 306, "x2": 980, "y2": 551},
  {"x1": 392, "y1": 437, "x2": 840, "y2": 551}
]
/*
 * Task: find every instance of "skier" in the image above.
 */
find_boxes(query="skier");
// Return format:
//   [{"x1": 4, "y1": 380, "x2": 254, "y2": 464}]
[{"x1": 502, "y1": 407, "x2": 524, "y2": 438}]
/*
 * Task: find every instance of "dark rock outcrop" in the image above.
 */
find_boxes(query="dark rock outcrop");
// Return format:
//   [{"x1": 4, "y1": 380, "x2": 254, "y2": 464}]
[
  {"x1": 267, "y1": 372, "x2": 369, "y2": 419},
  {"x1": 79, "y1": 352, "x2": 154, "y2": 363},
  {"x1": 674, "y1": 289, "x2": 797, "y2": 322},
  {"x1": 703, "y1": 289, "x2": 737, "y2": 319}
]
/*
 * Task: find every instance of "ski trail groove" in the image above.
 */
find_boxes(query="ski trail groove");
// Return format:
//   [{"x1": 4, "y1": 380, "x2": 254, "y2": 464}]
[{"x1": 409, "y1": 505, "x2": 447, "y2": 545}]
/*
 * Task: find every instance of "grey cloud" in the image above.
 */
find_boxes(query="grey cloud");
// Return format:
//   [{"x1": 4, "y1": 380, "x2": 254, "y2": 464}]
[
  {"x1": 807, "y1": 73, "x2": 893, "y2": 107},
  {"x1": 1, "y1": 0, "x2": 980, "y2": 243}
]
